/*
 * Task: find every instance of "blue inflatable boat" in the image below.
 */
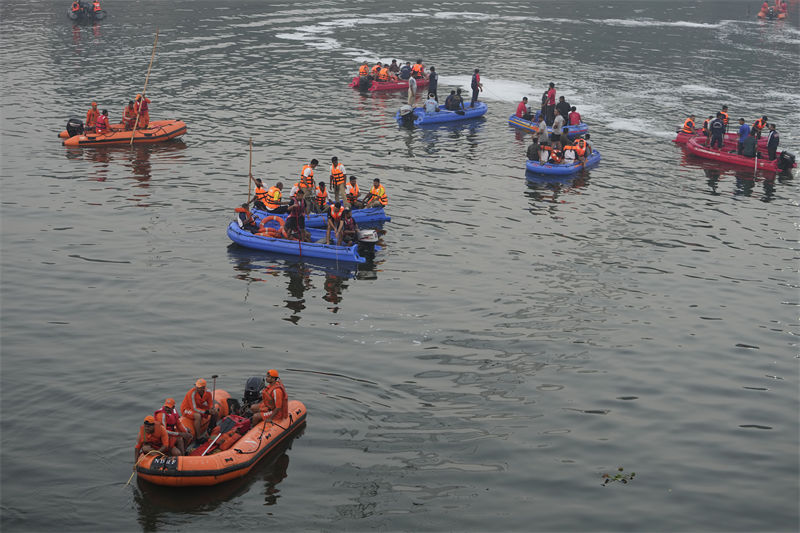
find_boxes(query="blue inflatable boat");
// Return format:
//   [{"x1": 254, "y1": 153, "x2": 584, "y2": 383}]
[
  {"x1": 525, "y1": 150, "x2": 602, "y2": 175},
  {"x1": 252, "y1": 206, "x2": 390, "y2": 229},
  {"x1": 227, "y1": 222, "x2": 375, "y2": 263},
  {"x1": 508, "y1": 114, "x2": 588, "y2": 138},
  {"x1": 397, "y1": 102, "x2": 488, "y2": 126}
]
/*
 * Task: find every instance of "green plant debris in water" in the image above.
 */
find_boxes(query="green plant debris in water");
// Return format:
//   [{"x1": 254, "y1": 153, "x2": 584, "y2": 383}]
[{"x1": 602, "y1": 467, "x2": 636, "y2": 486}]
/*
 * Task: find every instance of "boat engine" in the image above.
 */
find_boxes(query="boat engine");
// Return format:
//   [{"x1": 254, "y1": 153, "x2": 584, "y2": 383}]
[
  {"x1": 65, "y1": 117, "x2": 84, "y2": 137},
  {"x1": 357, "y1": 228, "x2": 379, "y2": 255},
  {"x1": 358, "y1": 75, "x2": 372, "y2": 90},
  {"x1": 777, "y1": 150, "x2": 795, "y2": 172},
  {"x1": 242, "y1": 376, "x2": 265, "y2": 410}
]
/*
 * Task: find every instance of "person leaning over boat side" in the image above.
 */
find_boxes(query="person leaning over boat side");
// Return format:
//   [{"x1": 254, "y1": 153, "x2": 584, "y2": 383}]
[
  {"x1": 556, "y1": 95, "x2": 571, "y2": 124},
  {"x1": 470, "y1": 69, "x2": 483, "y2": 108},
  {"x1": 250, "y1": 370, "x2": 288, "y2": 426},
  {"x1": 358, "y1": 61, "x2": 369, "y2": 77},
  {"x1": 235, "y1": 203, "x2": 258, "y2": 232},
  {"x1": 364, "y1": 178, "x2": 387, "y2": 208},
  {"x1": 324, "y1": 201, "x2": 344, "y2": 245},
  {"x1": 339, "y1": 208, "x2": 359, "y2": 245},
  {"x1": 346, "y1": 176, "x2": 362, "y2": 208},
  {"x1": 134, "y1": 415, "x2": 170, "y2": 461},
  {"x1": 329, "y1": 156, "x2": 347, "y2": 206},
  {"x1": 741, "y1": 129, "x2": 758, "y2": 158},
  {"x1": 736, "y1": 118, "x2": 751, "y2": 155},
  {"x1": 181, "y1": 378, "x2": 219, "y2": 442},
  {"x1": 95, "y1": 109, "x2": 110, "y2": 134},
  {"x1": 682, "y1": 114, "x2": 696, "y2": 135},
  {"x1": 122, "y1": 100, "x2": 136, "y2": 131},
  {"x1": 85, "y1": 101, "x2": 99, "y2": 133},
  {"x1": 766, "y1": 124, "x2": 780, "y2": 160},
  {"x1": 313, "y1": 181, "x2": 330, "y2": 214},
  {"x1": 155, "y1": 398, "x2": 192, "y2": 456},
  {"x1": 424, "y1": 92, "x2": 439, "y2": 114},
  {"x1": 752, "y1": 115, "x2": 767, "y2": 139},
  {"x1": 516, "y1": 97, "x2": 531, "y2": 120},
  {"x1": 709, "y1": 112, "x2": 725, "y2": 149},
  {"x1": 568, "y1": 106, "x2": 582, "y2": 126}
]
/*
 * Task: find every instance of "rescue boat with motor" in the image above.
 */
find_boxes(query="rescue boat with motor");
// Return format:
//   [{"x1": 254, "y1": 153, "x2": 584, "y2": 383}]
[
  {"x1": 396, "y1": 102, "x2": 488, "y2": 126},
  {"x1": 684, "y1": 136, "x2": 795, "y2": 172},
  {"x1": 508, "y1": 115, "x2": 589, "y2": 138},
  {"x1": 59, "y1": 119, "x2": 186, "y2": 147},
  {"x1": 349, "y1": 76, "x2": 429, "y2": 92},
  {"x1": 526, "y1": 150, "x2": 602, "y2": 175},
  {"x1": 252, "y1": 206, "x2": 390, "y2": 228},
  {"x1": 136, "y1": 388, "x2": 307, "y2": 487}
]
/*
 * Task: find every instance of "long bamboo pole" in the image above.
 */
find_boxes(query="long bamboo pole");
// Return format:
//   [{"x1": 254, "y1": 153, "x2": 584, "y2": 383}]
[
  {"x1": 248, "y1": 138, "x2": 253, "y2": 204},
  {"x1": 130, "y1": 29, "x2": 159, "y2": 145}
]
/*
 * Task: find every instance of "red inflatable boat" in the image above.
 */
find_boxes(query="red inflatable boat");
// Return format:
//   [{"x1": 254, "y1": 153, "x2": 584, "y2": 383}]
[
  {"x1": 349, "y1": 76, "x2": 429, "y2": 92},
  {"x1": 685, "y1": 136, "x2": 794, "y2": 172}
]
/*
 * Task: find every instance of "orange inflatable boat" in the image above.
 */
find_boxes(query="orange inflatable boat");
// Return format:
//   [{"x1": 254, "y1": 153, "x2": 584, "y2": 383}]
[
  {"x1": 59, "y1": 119, "x2": 187, "y2": 147},
  {"x1": 136, "y1": 388, "x2": 307, "y2": 487}
]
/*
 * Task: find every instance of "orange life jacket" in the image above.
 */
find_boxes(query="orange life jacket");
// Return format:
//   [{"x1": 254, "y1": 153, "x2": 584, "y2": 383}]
[
  {"x1": 378, "y1": 67, "x2": 390, "y2": 81},
  {"x1": 123, "y1": 105, "x2": 135, "y2": 123},
  {"x1": 95, "y1": 114, "x2": 109, "y2": 133},
  {"x1": 71, "y1": 2, "x2": 80, "y2": 12},
  {"x1": 574, "y1": 139, "x2": 587, "y2": 156},
  {"x1": 550, "y1": 151, "x2": 563, "y2": 164},
  {"x1": 265, "y1": 186, "x2": 281, "y2": 210},
  {"x1": 234, "y1": 207, "x2": 255, "y2": 227},
  {"x1": 254, "y1": 185, "x2": 268, "y2": 206},
  {"x1": 720, "y1": 111, "x2": 728, "y2": 125},
  {"x1": 370, "y1": 65, "x2": 381, "y2": 76},
  {"x1": 93, "y1": 1, "x2": 101, "y2": 12},
  {"x1": 300, "y1": 164, "x2": 315, "y2": 189},
  {"x1": 330, "y1": 163, "x2": 346, "y2": 187},
  {"x1": 753, "y1": 118, "x2": 766, "y2": 130},
  {"x1": 682, "y1": 118, "x2": 695, "y2": 134},
  {"x1": 367, "y1": 185, "x2": 387, "y2": 206},
  {"x1": 346, "y1": 182, "x2": 359, "y2": 202},
  {"x1": 328, "y1": 205, "x2": 344, "y2": 222},
  {"x1": 262, "y1": 380, "x2": 288, "y2": 420},
  {"x1": 358, "y1": 65, "x2": 369, "y2": 76},
  {"x1": 315, "y1": 186, "x2": 329, "y2": 208},
  {"x1": 137, "y1": 424, "x2": 168, "y2": 450},
  {"x1": 86, "y1": 108, "x2": 98, "y2": 127},
  {"x1": 411, "y1": 63, "x2": 423, "y2": 77}
]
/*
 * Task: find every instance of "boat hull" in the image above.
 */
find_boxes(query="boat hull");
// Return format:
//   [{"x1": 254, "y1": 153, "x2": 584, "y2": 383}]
[
  {"x1": 60, "y1": 120, "x2": 186, "y2": 146},
  {"x1": 526, "y1": 150, "x2": 602, "y2": 175},
  {"x1": 349, "y1": 76, "x2": 429, "y2": 92},
  {"x1": 673, "y1": 130, "x2": 768, "y2": 148},
  {"x1": 227, "y1": 222, "x2": 370, "y2": 263},
  {"x1": 398, "y1": 102, "x2": 488, "y2": 125},
  {"x1": 252, "y1": 206, "x2": 390, "y2": 228},
  {"x1": 684, "y1": 136, "x2": 786, "y2": 171}
]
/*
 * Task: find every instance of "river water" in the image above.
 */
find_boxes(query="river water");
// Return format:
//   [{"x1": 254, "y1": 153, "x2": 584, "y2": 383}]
[{"x1": 1, "y1": 0, "x2": 798, "y2": 531}]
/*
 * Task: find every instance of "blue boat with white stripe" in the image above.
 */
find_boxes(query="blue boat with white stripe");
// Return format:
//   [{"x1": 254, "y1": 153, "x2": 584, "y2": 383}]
[{"x1": 525, "y1": 150, "x2": 602, "y2": 176}]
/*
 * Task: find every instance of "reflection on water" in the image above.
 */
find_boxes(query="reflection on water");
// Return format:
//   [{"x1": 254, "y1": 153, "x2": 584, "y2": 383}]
[
  {"x1": 63, "y1": 141, "x2": 187, "y2": 186},
  {"x1": 134, "y1": 427, "x2": 304, "y2": 531},
  {"x1": 524, "y1": 170, "x2": 591, "y2": 205}
]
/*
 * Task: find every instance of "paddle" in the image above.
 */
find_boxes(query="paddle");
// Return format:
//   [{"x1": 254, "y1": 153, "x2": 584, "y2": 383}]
[
  {"x1": 200, "y1": 432, "x2": 222, "y2": 457},
  {"x1": 130, "y1": 29, "x2": 159, "y2": 146}
]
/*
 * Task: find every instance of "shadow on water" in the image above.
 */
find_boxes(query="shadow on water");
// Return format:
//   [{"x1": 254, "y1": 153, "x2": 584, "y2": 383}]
[{"x1": 133, "y1": 425, "x2": 306, "y2": 531}]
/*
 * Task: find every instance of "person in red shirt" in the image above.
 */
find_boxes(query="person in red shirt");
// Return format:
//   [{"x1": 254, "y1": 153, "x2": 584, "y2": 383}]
[
  {"x1": 155, "y1": 398, "x2": 192, "y2": 455},
  {"x1": 515, "y1": 97, "x2": 532, "y2": 120},
  {"x1": 181, "y1": 378, "x2": 219, "y2": 441},
  {"x1": 545, "y1": 82, "x2": 557, "y2": 126},
  {"x1": 568, "y1": 106, "x2": 581, "y2": 126},
  {"x1": 134, "y1": 415, "x2": 170, "y2": 461},
  {"x1": 250, "y1": 369, "x2": 288, "y2": 425}
]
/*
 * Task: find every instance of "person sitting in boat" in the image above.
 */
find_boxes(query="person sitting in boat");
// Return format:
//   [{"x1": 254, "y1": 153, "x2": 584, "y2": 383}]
[
  {"x1": 264, "y1": 181, "x2": 289, "y2": 215},
  {"x1": 562, "y1": 144, "x2": 577, "y2": 164},
  {"x1": 312, "y1": 181, "x2": 329, "y2": 214},
  {"x1": 411, "y1": 59, "x2": 426, "y2": 79},
  {"x1": 370, "y1": 62, "x2": 382, "y2": 78},
  {"x1": 516, "y1": 97, "x2": 532, "y2": 120},
  {"x1": 94, "y1": 109, "x2": 110, "y2": 134},
  {"x1": 388, "y1": 59, "x2": 400, "y2": 73},
  {"x1": 325, "y1": 201, "x2": 344, "y2": 245},
  {"x1": 85, "y1": 101, "x2": 99, "y2": 133},
  {"x1": 134, "y1": 94, "x2": 150, "y2": 129},
  {"x1": 451, "y1": 88, "x2": 466, "y2": 114},
  {"x1": 399, "y1": 61, "x2": 412, "y2": 80},
  {"x1": 709, "y1": 112, "x2": 725, "y2": 149},
  {"x1": 583, "y1": 133, "x2": 593, "y2": 155},
  {"x1": 741, "y1": 129, "x2": 758, "y2": 158},
  {"x1": 761, "y1": 1, "x2": 769, "y2": 13},
  {"x1": 181, "y1": 378, "x2": 219, "y2": 442},
  {"x1": 568, "y1": 106, "x2": 582, "y2": 126},
  {"x1": 424, "y1": 92, "x2": 439, "y2": 114},
  {"x1": 249, "y1": 370, "x2": 288, "y2": 426},
  {"x1": 736, "y1": 118, "x2": 751, "y2": 155},
  {"x1": 377, "y1": 64, "x2": 397, "y2": 83},
  {"x1": 538, "y1": 142, "x2": 553, "y2": 164},
  {"x1": 444, "y1": 90, "x2": 456, "y2": 110},
  {"x1": 752, "y1": 115, "x2": 767, "y2": 139},
  {"x1": 339, "y1": 208, "x2": 359, "y2": 245},
  {"x1": 284, "y1": 189, "x2": 309, "y2": 241},
  {"x1": 681, "y1": 114, "x2": 696, "y2": 135},
  {"x1": 235, "y1": 203, "x2": 258, "y2": 232},
  {"x1": 573, "y1": 137, "x2": 589, "y2": 163},
  {"x1": 345, "y1": 176, "x2": 362, "y2": 208},
  {"x1": 251, "y1": 177, "x2": 269, "y2": 210},
  {"x1": 358, "y1": 61, "x2": 369, "y2": 77},
  {"x1": 134, "y1": 415, "x2": 171, "y2": 461},
  {"x1": 122, "y1": 100, "x2": 136, "y2": 131},
  {"x1": 155, "y1": 398, "x2": 192, "y2": 456},
  {"x1": 364, "y1": 178, "x2": 387, "y2": 208}
]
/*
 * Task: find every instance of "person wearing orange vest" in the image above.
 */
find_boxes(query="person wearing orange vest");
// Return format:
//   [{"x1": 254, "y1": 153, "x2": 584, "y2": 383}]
[
  {"x1": 85, "y1": 101, "x2": 99, "y2": 132},
  {"x1": 573, "y1": 137, "x2": 588, "y2": 163},
  {"x1": 562, "y1": 143, "x2": 577, "y2": 164},
  {"x1": 264, "y1": 182, "x2": 288, "y2": 214},
  {"x1": 94, "y1": 109, "x2": 110, "y2": 134},
  {"x1": 93, "y1": 1, "x2": 102, "y2": 12},
  {"x1": 411, "y1": 59, "x2": 425, "y2": 79},
  {"x1": 235, "y1": 203, "x2": 258, "y2": 232},
  {"x1": 122, "y1": 100, "x2": 136, "y2": 130},
  {"x1": 324, "y1": 201, "x2": 345, "y2": 244},
  {"x1": 250, "y1": 177, "x2": 269, "y2": 210},
  {"x1": 370, "y1": 62, "x2": 382, "y2": 77},
  {"x1": 345, "y1": 176, "x2": 362, "y2": 208},
  {"x1": 364, "y1": 178, "x2": 387, "y2": 208},
  {"x1": 181, "y1": 378, "x2": 219, "y2": 441},
  {"x1": 71, "y1": 1, "x2": 80, "y2": 14},
  {"x1": 134, "y1": 415, "x2": 170, "y2": 461},
  {"x1": 329, "y1": 156, "x2": 347, "y2": 206},
  {"x1": 752, "y1": 115, "x2": 767, "y2": 139},
  {"x1": 299, "y1": 159, "x2": 318, "y2": 213},
  {"x1": 250, "y1": 369, "x2": 288, "y2": 425},
  {"x1": 134, "y1": 94, "x2": 150, "y2": 129},
  {"x1": 313, "y1": 181, "x2": 329, "y2": 213},
  {"x1": 378, "y1": 66, "x2": 396, "y2": 82},
  {"x1": 154, "y1": 398, "x2": 192, "y2": 455},
  {"x1": 681, "y1": 114, "x2": 696, "y2": 134},
  {"x1": 720, "y1": 105, "x2": 729, "y2": 132},
  {"x1": 358, "y1": 61, "x2": 369, "y2": 77}
]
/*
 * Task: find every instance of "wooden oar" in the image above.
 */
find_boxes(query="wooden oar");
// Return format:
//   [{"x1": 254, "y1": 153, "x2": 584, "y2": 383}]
[{"x1": 130, "y1": 29, "x2": 159, "y2": 146}]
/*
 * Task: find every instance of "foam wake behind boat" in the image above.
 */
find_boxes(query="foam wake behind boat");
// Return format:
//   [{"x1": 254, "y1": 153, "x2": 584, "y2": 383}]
[
  {"x1": 526, "y1": 150, "x2": 602, "y2": 175},
  {"x1": 508, "y1": 115, "x2": 589, "y2": 138},
  {"x1": 397, "y1": 102, "x2": 487, "y2": 125},
  {"x1": 61, "y1": 120, "x2": 186, "y2": 147},
  {"x1": 252, "y1": 206, "x2": 390, "y2": 228}
]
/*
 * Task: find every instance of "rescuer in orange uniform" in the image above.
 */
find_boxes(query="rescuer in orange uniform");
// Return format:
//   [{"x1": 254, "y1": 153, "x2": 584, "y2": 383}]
[
  {"x1": 133, "y1": 93, "x2": 150, "y2": 129},
  {"x1": 250, "y1": 369, "x2": 288, "y2": 425},
  {"x1": 154, "y1": 398, "x2": 192, "y2": 456},
  {"x1": 181, "y1": 378, "x2": 219, "y2": 441},
  {"x1": 122, "y1": 100, "x2": 136, "y2": 130},
  {"x1": 134, "y1": 415, "x2": 170, "y2": 461},
  {"x1": 85, "y1": 101, "x2": 99, "y2": 132}
]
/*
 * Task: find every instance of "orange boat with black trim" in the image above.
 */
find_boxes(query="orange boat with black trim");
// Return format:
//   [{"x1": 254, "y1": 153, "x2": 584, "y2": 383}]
[
  {"x1": 59, "y1": 119, "x2": 187, "y2": 147},
  {"x1": 136, "y1": 390, "x2": 307, "y2": 487}
]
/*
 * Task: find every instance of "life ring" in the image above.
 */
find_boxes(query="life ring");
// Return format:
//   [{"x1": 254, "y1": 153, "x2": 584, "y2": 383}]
[
  {"x1": 258, "y1": 215, "x2": 286, "y2": 238},
  {"x1": 258, "y1": 215, "x2": 285, "y2": 231}
]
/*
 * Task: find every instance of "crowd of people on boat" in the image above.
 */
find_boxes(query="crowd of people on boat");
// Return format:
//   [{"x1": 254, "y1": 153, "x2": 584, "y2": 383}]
[
  {"x1": 681, "y1": 105, "x2": 781, "y2": 160},
  {"x1": 81, "y1": 94, "x2": 151, "y2": 134},
  {"x1": 759, "y1": 0, "x2": 788, "y2": 16},
  {"x1": 70, "y1": 0, "x2": 102, "y2": 16},
  {"x1": 135, "y1": 372, "x2": 288, "y2": 460}
]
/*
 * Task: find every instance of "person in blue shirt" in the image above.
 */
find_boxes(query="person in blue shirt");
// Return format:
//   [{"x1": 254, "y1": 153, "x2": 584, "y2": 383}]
[{"x1": 736, "y1": 118, "x2": 751, "y2": 155}]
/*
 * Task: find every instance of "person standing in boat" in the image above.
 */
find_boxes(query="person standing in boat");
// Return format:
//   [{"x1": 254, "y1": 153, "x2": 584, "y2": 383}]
[
  {"x1": 428, "y1": 66, "x2": 439, "y2": 101},
  {"x1": 556, "y1": 96, "x2": 571, "y2": 124},
  {"x1": 284, "y1": 189, "x2": 308, "y2": 240},
  {"x1": 551, "y1": 113, "x2": 566, "y2": 146},
  {"x1": 720, "y1": 105, "x2": 729, "y2": 133},
  {"x1": 536, "y1": 114, "x2": 548, "y2": 144},
  {"x1": 709, "y1": 112, "x2": 725, "y2": 149},
  {"x1": 752, "y1": 115, "x2": 768, "y2": 139},
  {"x1": 122, "y1": 100, "x2": 136, "y2": 131},
  {"x1": 741, "y1": 129, "x2": 758, "y2": 158},
  {"x1": 299, "y1": 159, "x2": 318, "y2": 213},
  {"x1": 544, "y1": 82, "x2": 556, "y2": 125},
  {"x1": 407, "y1": 75, "x2": 417, "y2": 106},
  {"x1": 155, "y1": 398, "x2": 192, "y2": 456},
  {"x1": 181, "y1": 378, "x2": 219, "y2": 442},
  {"x1": 364, "y1": 178, "x2": 387, "y2": 208},
  {"x1": 250, "y1": 370, "x2": 288, "y2": 426},
  {"x1": 134, "y1": 415, "x2": 172, "y2": 461},
  {"x1": 766, "y1": 124, "x2": 780, "y2": 160},
  {"x1": 345, "y1": 176, "x2": 362, "y2": 208},
  {"x1": 134, "y1": 93, "x2": 150, "y2": 129},
  {"x1": 85, "y1": 101, "x2": 99, "y2": 133},
  {"x1": 701, "y1": 115, "x2": 713, "y2": 145},
  {"x1": 470, "y1": 69, "x2": 483, "y2": 108},
  {"x1": 329, "y1": 156, "x2": 347, "y2": 206},
  {"x1": 736, "y1": 118, "x2": 751, "y2": 155}
]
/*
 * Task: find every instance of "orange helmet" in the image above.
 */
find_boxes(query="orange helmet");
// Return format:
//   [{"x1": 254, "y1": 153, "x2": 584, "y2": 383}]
[
  {"x1": 267, "y1": 369, "x2": 279, "y2": 378},
  {"x1": 143, "y1": 415, "x2": 155, "y2": 424},
  {"x1": 164, "y1": 398, "x2": 176, "y2": 408},
  {"x1": 195, "y1": 378, "x2": 207, "y2": 388}
]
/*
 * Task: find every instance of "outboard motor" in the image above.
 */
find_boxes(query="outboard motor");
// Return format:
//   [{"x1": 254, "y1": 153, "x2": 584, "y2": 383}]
[
  {"x1": 65, "y1": 117, "x2": 84, "y2": 137},
  {"x1": 358, "y1": 75, "x2": 372, "y2": 91},
  {"x1": 777, "y1": 150, "x2": 795, "y2": 172},
  {"x1": 242, "y1": 376, "x2": 265, "y2": 410},
  {"x1": 357, "y1": 228, "x2": 379, "y2": 256}
]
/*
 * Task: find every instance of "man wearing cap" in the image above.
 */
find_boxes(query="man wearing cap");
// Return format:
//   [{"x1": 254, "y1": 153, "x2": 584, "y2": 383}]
[
  {"x1": 155, "y1": 398, "x2": 192, "y2": 455},
  {"x1": 134, "y1": 415, "x2": 170, "y2": 461},
  {"x1": 250, "y1": 369, "x2": 288, "y2": 425},
  {"x1": 180, "y1": 378, "x2": 219, "y2": 442},
  {"x1": 86, "y1": 102, "x2": 99, "y2": 133},
  {"x1": 329, "y1": 157, "x2": 347, "y2": 206}
]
